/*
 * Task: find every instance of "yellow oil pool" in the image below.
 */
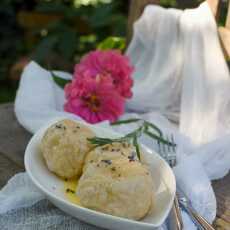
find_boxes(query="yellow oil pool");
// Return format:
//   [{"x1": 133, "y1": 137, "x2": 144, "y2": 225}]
[{"x1": 64, "y1": 178, "x2": 81, "y2": 206}]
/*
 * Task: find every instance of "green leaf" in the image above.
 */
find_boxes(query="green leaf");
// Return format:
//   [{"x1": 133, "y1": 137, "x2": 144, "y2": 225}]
[
  {"x1": 50, "y1": 71, "x2": 71, "y2": 89},
  {"x1": 227, "y1": 60, "x2": 230, "y2": 69},
  {"x1": 111, "y1": 118, "x2": 141, "y2": 126},
  {"x1": 89, "y1": 3, "x2": 115, "y2": 28},
  {"x1": 36, "y1": 2, "x2": 69, "y2": 13},
  {"x1": 160, "y1": 0, "x2": 177, "y2": 7},
  {"x1": 0, "y1": 85, "x2": 16, "y2": 103},
  {"x1": 217, "y1": 0, "x2": 228, "y2": 26},
  {"x1": 97, "y1": 36, "x2": 126, "y2": 51},
  {"x1": 87, "y1": 119, "x2": 175, "y2": 161},
  {"x1": 144, "y1": 120, "x2": 163, "y2": 137},
  {"x1": 33, "y1": 36, "x2": 58, "y2": 63},
  {"x1": 144, "y1": 130, "x2": 175, "y2": 147},
  {"x1": 133, "y1": 136, "x2": 141, "y2": 160},
  {"x1": 57, "y1": 28, "x2": 77, "y2": 59},
  {"x1": 87, "y1": 137, "x2": 114, "y2": 147}
]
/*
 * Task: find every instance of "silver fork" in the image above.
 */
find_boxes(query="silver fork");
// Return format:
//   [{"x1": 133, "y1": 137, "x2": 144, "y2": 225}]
[
  {"x1": 177, "y1": 187, "x2": 215, "y2": 230},
  {"x1": 159, "y1": 136, "x2": 215, "y2": 230},
  {"x1": 158, "y1": 135, "x2": 183, "y2": 230}
]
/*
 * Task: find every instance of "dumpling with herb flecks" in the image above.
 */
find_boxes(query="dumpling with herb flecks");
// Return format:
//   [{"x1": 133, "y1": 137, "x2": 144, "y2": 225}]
[
  {"x1": 77, "y1": 155, "x2": 153, "y2": 220},
  {"x1": 40, "y1": 119, "x2": 95, "y2": 179},
  {"x1": 83, "y1": 142, "x2": 139, "y2": 171}
]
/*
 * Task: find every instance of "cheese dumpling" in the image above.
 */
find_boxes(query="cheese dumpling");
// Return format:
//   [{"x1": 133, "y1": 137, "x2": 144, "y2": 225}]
[
  {"x1": 41, "y1": 119, "x2": 95, "y2": 179},
  {"x1": 77, "y1": 155, "x2": 153, "y2": 220},
  {"x1": 84, "y1": 142, "x2": 138, "y2": 171}
]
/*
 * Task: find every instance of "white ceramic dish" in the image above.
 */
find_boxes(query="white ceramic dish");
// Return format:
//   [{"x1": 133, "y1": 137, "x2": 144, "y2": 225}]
[{"x1": 24, "y1": 119, "x2": 176, "y2": 230}]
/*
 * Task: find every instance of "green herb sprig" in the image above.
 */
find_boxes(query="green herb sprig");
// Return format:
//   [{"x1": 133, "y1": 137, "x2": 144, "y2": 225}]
[{"x1": 88, "y1": 119, "x2": 176, "y2": 160}]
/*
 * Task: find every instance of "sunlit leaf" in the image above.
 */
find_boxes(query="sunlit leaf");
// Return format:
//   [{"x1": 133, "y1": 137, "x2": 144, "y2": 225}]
[
  {"x1": 159, "y1": 0, "x2": 177, "y2": 7},
  {"x1": 97, "y1": 36, "x2": 126, "y2": 51}
]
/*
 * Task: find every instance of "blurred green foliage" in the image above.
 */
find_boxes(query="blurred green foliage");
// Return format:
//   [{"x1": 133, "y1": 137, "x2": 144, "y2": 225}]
[
  {"x1": 97, "y1": 36, "x2": 126, "y2": 51},
  {"x1": 32, "y1": 0, "x2": 127, "y2": 65},
  {"x1": 0, "y1": 0, "x2": 128, "y2": 103},
  {"x1": 160, "y1": 0, "x2": 177, "y2": 7},
  {"x1": 218, "y1": 1, "x2": 229, "y2": 27},
  {"x1": 0, "y1": 0, "x2": 127, "y2": 72}
]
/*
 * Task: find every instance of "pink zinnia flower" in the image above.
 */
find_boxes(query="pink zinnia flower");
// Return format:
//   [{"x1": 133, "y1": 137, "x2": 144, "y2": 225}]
[
  {"x1": 64, "y1": 75, "x2": 125, "y2": 124},
  {"x1": 74, "y1": 50, "x2": 134, "y2": 98}
]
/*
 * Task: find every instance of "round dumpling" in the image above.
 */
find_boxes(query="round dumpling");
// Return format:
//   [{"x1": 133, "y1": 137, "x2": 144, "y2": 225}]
[
  {"x1": 40, "y1": 119, "x2": 95, "y2": 179},
  {"x1": 84, "y1": 142, "x2": 138, "y2": 171},
  {"x1": 77, "y1": 156, "x2": 153, "y2": 220}
]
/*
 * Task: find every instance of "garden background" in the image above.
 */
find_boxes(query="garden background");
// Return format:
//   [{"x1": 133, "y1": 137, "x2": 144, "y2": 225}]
[{"x1": 0, "y1": 0, "x2": 228, "y2": 103}]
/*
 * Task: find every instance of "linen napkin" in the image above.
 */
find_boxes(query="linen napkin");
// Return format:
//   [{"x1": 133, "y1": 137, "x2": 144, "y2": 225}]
[{"x1": 0, "y1": 1, "x2": 229, "y2": 230}]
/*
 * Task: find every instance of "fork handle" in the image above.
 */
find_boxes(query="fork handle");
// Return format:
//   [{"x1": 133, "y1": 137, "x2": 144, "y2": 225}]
[
  {"x1": 173, "y1": 196, "x2": 184, "y2": 230},
  {"x1": 181, "y1": 204, "x2": 215, "y2": 230},
  {"x1": 168, "y1": 196, "x2": 183, "y2": 230}
]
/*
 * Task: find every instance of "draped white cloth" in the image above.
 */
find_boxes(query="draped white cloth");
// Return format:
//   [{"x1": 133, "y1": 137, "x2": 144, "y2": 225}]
[{"x1": 1, "y1": 2, "x2": 229, "y2": 230}]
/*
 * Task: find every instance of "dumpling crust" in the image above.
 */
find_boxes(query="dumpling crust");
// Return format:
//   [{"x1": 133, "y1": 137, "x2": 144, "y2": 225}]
[
  {"x1": 41, "y1": 119, "x2": 95, "y2": 178},
  {"x1": 78, "y1": 151, "x2": 153, "y2": 220},
  {"x1": 84, "y1": 142, "x2": 138, "y2": 171}
]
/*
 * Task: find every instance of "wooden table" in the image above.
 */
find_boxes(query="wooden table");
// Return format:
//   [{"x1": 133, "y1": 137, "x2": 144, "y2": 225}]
[{"x1": 0, "y1": 103, "x2": 229, "y2": 229}]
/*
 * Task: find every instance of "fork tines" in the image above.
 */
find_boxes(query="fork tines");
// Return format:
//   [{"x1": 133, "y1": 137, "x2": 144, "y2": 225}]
[{"x1": 158, "y1": 134, "x2": 177, "y2": 168}]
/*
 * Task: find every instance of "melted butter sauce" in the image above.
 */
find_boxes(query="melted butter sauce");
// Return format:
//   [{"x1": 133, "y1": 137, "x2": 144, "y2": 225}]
[{"x1": 64, "y1": 178, "x2": 81, "y2": 206}]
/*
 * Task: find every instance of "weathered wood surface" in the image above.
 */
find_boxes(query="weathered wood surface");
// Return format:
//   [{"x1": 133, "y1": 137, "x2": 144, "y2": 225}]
[
  {"x1": 213, "y1": 173, "x2": 230, "y2": 229},
  {"x1": 0, "y1": 103, "x2": 31, "y2": 188},
  {"x1": 0, "y1": 103, "x2": 229, "y2": 229}
]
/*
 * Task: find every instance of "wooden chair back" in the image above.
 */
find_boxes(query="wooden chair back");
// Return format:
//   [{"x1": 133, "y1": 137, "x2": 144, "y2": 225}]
[{"x1": 208, "y1": 0, "x2": 230, "y2": 60}]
